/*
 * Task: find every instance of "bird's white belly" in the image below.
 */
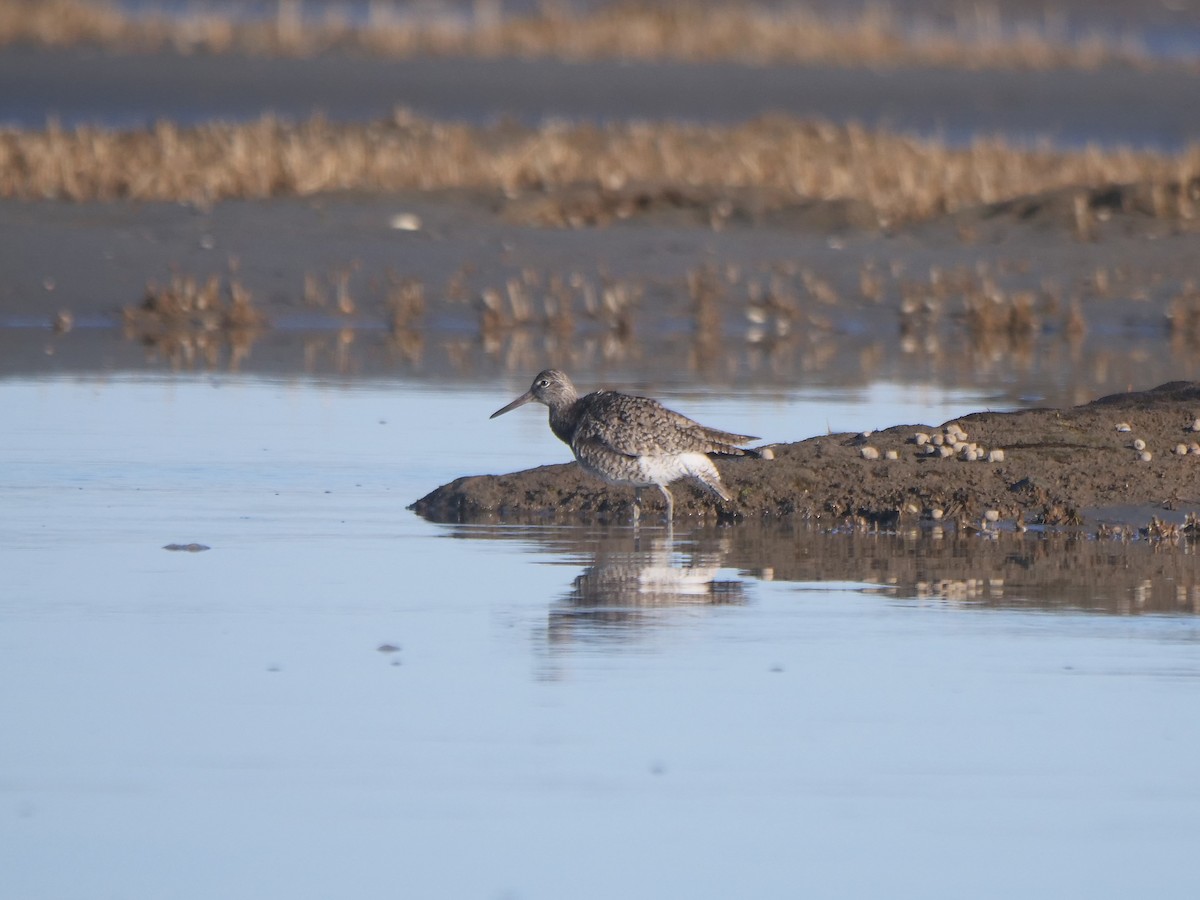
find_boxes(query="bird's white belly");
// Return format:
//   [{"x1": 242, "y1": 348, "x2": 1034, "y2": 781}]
[{"x1": 585, "y1": 451, "x2": 717, "y2": 487}]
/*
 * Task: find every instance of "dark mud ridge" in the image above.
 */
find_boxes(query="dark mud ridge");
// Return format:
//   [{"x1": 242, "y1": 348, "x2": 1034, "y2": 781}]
[{"x1": 411, "y1": 382, "x2": 1200, "y2": 530}]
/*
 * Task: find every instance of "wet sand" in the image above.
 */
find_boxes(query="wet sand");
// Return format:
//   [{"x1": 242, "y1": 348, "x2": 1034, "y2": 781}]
[{"x1": 6, "y1": 47, "x2": 1200, "y2": 147}]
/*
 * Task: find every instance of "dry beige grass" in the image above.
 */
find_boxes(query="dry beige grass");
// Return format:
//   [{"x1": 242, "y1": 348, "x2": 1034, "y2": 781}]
[
  {"x1": 0, "y1": 0, "x2": 1168, "y2": 71},
  {"x1": 3, "y1": 112, "x2": 1199, "y2": 227},
  {"x1": 122, "y1": 269, "x2": 266, "y2": 369}
]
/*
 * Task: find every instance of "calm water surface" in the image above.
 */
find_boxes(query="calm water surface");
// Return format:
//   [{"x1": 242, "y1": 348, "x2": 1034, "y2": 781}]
[{"x1": 4, "y1": 376, "x2": 1200, "y2": 899}]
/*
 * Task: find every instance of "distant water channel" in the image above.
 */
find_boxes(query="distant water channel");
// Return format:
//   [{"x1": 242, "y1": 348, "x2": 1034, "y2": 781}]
[{"x1": 4, "y1": 375, "x2": 1200, "y2": 899}]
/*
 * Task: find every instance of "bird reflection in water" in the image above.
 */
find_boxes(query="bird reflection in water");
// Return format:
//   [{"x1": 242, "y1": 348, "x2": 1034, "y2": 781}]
[{"x1": 546, "y1": 530, "x2": 746, "y2": 647}]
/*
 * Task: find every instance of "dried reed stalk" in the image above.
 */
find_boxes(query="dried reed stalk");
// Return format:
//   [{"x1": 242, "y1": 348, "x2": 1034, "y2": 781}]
[{"x1": 3, "y1": 113, "x2": 1199, "y2": 227}]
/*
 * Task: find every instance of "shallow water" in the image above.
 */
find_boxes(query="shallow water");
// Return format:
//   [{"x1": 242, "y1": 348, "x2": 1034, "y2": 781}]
[{"x1": 4, "y1": 376, "x2": 1200, "y2": 899}]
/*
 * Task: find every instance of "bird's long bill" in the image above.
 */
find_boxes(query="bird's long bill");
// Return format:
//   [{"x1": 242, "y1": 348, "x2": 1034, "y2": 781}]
[{"x1": 490, "y1": 390, "x2": 535, "y2": 419}]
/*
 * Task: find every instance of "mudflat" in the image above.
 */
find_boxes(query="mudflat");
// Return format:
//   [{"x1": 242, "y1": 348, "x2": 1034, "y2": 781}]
[
  {"x1": 411, "y1": 381, "x2": 1200, "y2": 529},
  {"x1": 4, "y1": 18, "x2": 1200, "y2": 529}
]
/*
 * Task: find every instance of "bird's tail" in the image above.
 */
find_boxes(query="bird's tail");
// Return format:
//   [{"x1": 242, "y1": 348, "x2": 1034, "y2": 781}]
[
  {"x1": 700, "y1": 427, "x2": 760, "y2": 457},
  {"x1": 707, "y1": 443, "x2": 775, "y2": 460}
]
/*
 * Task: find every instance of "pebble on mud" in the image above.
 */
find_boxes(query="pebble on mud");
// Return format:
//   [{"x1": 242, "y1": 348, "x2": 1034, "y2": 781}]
[
  {"x1": 987, "y1": 449, "x2": 1006, "y2": 463},
  {"x1": 885, "y1": 449, "x2": 899, "y2": 460},
  {"x1": 860, "y1": 446, "x2": 880, "y2": 460},
  {"x1": 1139, "y1": 450, "x2": 1153, "y2": 462},
  {"x1": 1191, "y1": 419, "x2": 1200, "y2": 432}
]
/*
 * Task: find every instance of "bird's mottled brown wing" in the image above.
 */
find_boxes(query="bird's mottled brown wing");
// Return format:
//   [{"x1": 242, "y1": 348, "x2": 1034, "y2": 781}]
[{"x1": 573, "y1": 391, "x2": 756, "y2": 457}]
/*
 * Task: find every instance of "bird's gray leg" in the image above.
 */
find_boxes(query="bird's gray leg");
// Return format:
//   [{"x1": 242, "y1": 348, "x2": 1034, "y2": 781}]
[
  {"x1": 658, "y1": 485, "x2": 674, "y2": 523},
  {"x1": 632, "y1": 488, "x2": 642, "y2": 526}
]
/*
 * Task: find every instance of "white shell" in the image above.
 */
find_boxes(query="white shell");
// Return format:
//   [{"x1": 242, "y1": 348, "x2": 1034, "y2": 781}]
[
  {"x1": 860, "y1": 446, "x2": 880, "y2": 460},
  {"x1": 1133, "y1": 439, "x2": 1146, "y2": 451},
  {"x1": 389, "y1": 212, "x2": 423, "y2": 231}
]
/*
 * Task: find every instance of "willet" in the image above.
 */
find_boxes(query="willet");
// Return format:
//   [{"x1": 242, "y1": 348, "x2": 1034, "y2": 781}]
[{"x1": 491, "y1": 369, "x2": 762, "y2": 522}]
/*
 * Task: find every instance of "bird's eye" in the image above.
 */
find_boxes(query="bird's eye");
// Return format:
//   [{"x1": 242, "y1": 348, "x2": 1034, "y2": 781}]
[{"x1": 537, "y1": 379, "x2": 549, "y2": 387}]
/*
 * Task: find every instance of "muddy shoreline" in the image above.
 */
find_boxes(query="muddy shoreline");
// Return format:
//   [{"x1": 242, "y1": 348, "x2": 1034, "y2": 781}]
[
  {"x1": 7, "y1": 47, "x2": 1200, "y2": 148},
  {"x1": 411, "y1": 381, "x2": 1200, "y2": 530},
  {"x1": 5, "y1": 177, "x2": 1200, "y2": 408}
]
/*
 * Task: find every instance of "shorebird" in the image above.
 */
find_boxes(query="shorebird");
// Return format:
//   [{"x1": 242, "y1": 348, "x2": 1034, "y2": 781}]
[{"x1": 490, "y1": 369, "x2": 760, "y2": 522}]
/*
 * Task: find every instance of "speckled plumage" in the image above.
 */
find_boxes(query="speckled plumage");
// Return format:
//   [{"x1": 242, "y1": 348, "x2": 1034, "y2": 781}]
[{"x1": 490, "y1": 369, "x2": 759, "y2": 521}]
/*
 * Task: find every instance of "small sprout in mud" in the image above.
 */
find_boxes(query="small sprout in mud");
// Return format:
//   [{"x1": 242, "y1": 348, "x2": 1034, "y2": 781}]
[
  {"x1": 1116, "y1": 422, "x2": 1132, "y2": 432},
  {"x1": 1073, "y1": 193, "x2": 1095, "y2": 242},
  {"x1": 1133, "y1": 438, "x2": 1147, "y2": 451},
  {"x1": 860, "y1": 446, "x2": 880, "y2": 460},
  {"x1": 386, "y1": 277, "x2": 426, "y2": 330},
  {"x1": 1139, "y1": 450, "x2": 1153, "y2": 462},
  {"x1": 987, "y1": 448, "x2": 1006, "y2": 463},
  {"x1": 912, "y1": 432, "x2": 929, "y2": 445},
  {"x1": 885, "y1": 449, "x2": 899, "y2": 460}
]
